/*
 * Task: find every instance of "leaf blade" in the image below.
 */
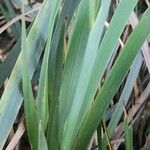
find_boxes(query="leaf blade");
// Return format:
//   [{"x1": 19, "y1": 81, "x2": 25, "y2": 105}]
[{"x1": 72, "y1": 6, "x2": 150, "y2": 149}]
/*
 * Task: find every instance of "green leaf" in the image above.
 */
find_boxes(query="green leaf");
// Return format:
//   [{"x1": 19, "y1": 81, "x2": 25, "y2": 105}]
[
  {"x1": 61, "y1": 0, "x2": 139, "y2": 148},
  {"x1": 0, "y1": 0, "x2": 57, "y2": 148},
  {"x1": 80, "y1": 0, "x2": 139, "y2": 117},
  {"x1": 0, "y1": 25, "x2": 32, "y2": 88},
  {"x1": 20, "y1": 5, "x2": 38, "y2": 149},
  {"x1": 124, "y1": 118, "x2": 133, "y2": 150},
  {"x1": 38, "y1": 121, "x2": 48, "y2": 150},
  {"x1": 62, "y1": 0, "x2": 111, "y2": 147},
  {"x1": 107, "y1": 52, "x2": 143, "y2": 136},
  {"x1": 46, "y1": 0, "x2": 80, "y2": 149},
  {"x1": 46, "y1": 23, "x2": 64, "y2": 150},
  {"x1": 102, "y1": 52, "x2": 143, "y2": 148},
  {"x1": 0, "y1": 41, "x2": 20, "y2": 88},
  {"x1": 35, "y1": 2, "x2": 62, "y2": 149},
  {"x1": 36, "y1": 0, "x2": 61, "y2": 131},
  {"x1": 59, "y1": 0, "x2": 100, "y2": 129},
  {"x1": 72, "y1": 6, "x2": 150, "y2": 149},
  {"x1": 58, "y1": 0, "x2": 100, "y2": 149}
]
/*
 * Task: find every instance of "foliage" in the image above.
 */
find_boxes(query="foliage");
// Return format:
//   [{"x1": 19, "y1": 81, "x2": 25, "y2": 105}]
[{"x1": 0, "y1": 0, "x2": 150, "y2": 149}]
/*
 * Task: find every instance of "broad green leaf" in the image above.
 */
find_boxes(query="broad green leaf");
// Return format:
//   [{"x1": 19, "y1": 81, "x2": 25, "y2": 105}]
[
  {"x1": 72, "y1": 6, "x2": 150, "y2": 149},
  {"x1": 0, "y1": 0, "x2": 56, "y2": 148}
]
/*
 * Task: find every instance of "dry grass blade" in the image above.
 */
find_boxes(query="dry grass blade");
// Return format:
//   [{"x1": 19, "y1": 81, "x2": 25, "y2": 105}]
[
  {"x1": 5, "y1": 119, "x2": 25, "y2": 150},
  {"x1": 0, "y1": 5, "x2": 41, "y2": 35},
  {"x1": 144, "y1": 0, "x2": 150, "y2": 6}
]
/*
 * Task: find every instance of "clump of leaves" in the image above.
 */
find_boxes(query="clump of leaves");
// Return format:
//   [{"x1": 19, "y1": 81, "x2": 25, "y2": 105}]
[{"x1": 0, "y1": 0, "x2": 150, "y2": 149}]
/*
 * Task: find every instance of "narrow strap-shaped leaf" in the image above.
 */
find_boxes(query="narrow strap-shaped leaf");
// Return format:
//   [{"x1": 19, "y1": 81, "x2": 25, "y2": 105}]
[
  {"x1": 47, "y1": 23, "x2": 65, "y2": 149},
  {"x1": 36, "y1": 0, "x2": 61, "y2": 130},
  {"x1": 0, "y1": 25, "x2": 32, "y2": 88},
  {"x1": 38, "y1": 121, "x2": 48, "y2": 150},
  {"x1": 35, "y1": 1, "x2": 62, "y2": 150},
  {"x1": 0, "y1": 0, "x2": 55, "y2": 148},
  {"x1": 59, "y1": 0, "x2": 100, "y2": 136},
  {"x1": 61, "y1": 0, "x2": 111, "y2": 148},
  {"x1": 124, "y1": 118, "x2": 133, "y2": 150},
  {"x1": 62, "y1": 0, "x2": 139, "y2": 148},
  {"x1": 129, "y1": 12, "x2": 150, "y2": 74},
  {"x1": 102, "y1": 52, "x2": 143, "y2": 148},
  {"x1": 59, "y1": 0, "x2": 100, "y2": 149},
  {"x1": 0, "y1": 41, "x2": 20, "y2": 88},
  {"x1": 20, "y1": 4, "x2": 38, "y2": 149},
  {"x1": 107, "y1": 52, "x2": 143, "y2": 136},
  {"x1": 46, "y1": 0, "x2": 80, "y2": 149},
  {"x1": 72, "y1": 7, "x2": 150, "y2": 149},
  {"x1": 80, "y1": 0, "x2": 139, "y2": 127}
]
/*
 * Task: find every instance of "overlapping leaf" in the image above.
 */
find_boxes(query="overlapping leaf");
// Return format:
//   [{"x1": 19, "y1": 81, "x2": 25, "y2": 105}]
[
  {"x1": 0, "y1": 0, "x2": 57, "y2": 148},
  {"x1": 72, "y1": 6, "x2": 150, "y2": 149}
]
